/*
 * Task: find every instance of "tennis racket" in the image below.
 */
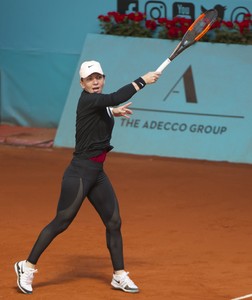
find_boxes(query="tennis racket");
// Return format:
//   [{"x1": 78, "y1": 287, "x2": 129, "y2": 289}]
[{"x1": 156, "y1": 9, "x2": 218, "y2": 73}]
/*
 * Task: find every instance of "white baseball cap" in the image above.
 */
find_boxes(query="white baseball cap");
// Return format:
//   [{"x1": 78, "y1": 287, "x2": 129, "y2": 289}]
[{"x1": 79, "y1": 60, "x2": 104, "y2": 79}]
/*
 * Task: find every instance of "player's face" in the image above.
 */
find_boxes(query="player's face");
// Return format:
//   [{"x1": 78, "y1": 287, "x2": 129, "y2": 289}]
[{"x1": 80, "y1": 73, "x2": 105, "y2": 93}]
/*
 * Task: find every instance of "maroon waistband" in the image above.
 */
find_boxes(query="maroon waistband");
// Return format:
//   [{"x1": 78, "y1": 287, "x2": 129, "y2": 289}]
[{"x1": 89, "y1": 151, "x2": 107, "y2": 163}]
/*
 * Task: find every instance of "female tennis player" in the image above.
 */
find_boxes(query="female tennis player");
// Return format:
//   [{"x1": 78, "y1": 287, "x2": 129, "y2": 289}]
[{"x1": 14, "y1": 60, "x2": 160, "y2": 294}]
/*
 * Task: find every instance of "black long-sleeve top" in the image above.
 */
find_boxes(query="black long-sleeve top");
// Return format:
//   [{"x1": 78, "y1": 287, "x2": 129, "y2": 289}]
[{"x1": 73, "y1": 83, "x2": 137, "y2": 159}]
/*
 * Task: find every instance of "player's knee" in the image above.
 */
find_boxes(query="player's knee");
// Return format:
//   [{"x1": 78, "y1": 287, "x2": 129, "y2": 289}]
[
  {"x1": 52, "y1": 215, "x2": 72, "y2": 234},
  {"x1": 106, "y1": 217, "x2": 122, "y2": 232},
  {"x1": 58, "y1": 221, "x2": 71, "y2": 233}
]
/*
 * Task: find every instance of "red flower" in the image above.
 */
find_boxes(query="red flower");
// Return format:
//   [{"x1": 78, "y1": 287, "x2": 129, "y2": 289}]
[
  {"x1": 115, "y1": 14, "x2": 126, "y2": 23},
  {"x1": 158, "y1": 18, "x2": 168, "y2": 25},
  {"x1": 98, "y1": 15, "x2": 110, "y2": 22},
  {"x1": 168, "y1": 27, "x2": 179, "y2": 38},
  {"x1": 165, "y1": 20, "x2": 173, "y2": 29},
  {"x1": 105, "y1": 12, "x2": 125, "y2": 23},
  {"x1": 179, "y1": 17, "x2": 192, "y2": 27},
  {"x1": 244, "y1": 13, "x2": 251, "y2": 20},
  {"x1": 128, "y1": 12, "x2": 145, "y2": 22},
  {"x1": 236, "y1": 20, "x2": 250, "y2": 34},
  {"x1": 180, "y1": 25, "x2": 188, "y2": 35},
  {"x1": 107, "y1": 11, "x2": 118, "y2": 17},
  {"x1": 211, "y1": 20, "x2": 222, "y2": 29},
  {"x1": 167, "y1": 16, "x2": 192, "y2": 31},
  {"x1": 146, "y1": 20, "x2": 157, "y2": 30},
  {"x1": 172, "y1": 17, "x2": 182, "y2": 25},
  {"x1": 222, "y1": 21, "x2": 233, "y2": 29}
]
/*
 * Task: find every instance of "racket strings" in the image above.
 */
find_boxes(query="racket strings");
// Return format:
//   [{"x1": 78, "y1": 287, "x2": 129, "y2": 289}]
[
  {"x1": 156, "y1": 9, "x2": 218, "y2": 72},
  {"x1": 185, "y1": 10, "x2": 218, "y2": 43}
]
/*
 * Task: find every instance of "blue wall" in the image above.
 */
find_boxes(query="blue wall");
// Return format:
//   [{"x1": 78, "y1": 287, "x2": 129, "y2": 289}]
[
  {"x1": 0, "y1": 0, "x2": 114, "y2": 126},
  {"x1": 0, "y1": 0, "x2": 251, "y2": 127}
]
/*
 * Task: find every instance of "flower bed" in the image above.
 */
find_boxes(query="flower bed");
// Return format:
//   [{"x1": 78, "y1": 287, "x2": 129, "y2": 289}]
[{"x1": 98, "y1": 11, "x2": 252, "y2": 45}]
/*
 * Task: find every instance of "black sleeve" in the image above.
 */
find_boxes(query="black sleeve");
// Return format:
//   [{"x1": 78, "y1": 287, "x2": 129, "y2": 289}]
[{"x1": 81, "y1": 83, "x2": 137, "y2": 108}]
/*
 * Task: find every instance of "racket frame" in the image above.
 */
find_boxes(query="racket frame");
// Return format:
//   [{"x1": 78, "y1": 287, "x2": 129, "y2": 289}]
[{"x1": 156, "y1": 9, "x2": 218, "y2": 73}]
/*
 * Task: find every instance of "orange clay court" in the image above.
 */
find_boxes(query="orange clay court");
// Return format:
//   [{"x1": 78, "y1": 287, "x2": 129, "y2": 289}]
[{"x1": 1, "y1": 126, "x2": 252, "y2": 300}]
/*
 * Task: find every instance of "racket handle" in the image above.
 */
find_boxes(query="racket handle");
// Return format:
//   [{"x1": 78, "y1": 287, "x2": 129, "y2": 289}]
[{"x1": 156, "y1": 58, "x2": 171, "y2": 73}]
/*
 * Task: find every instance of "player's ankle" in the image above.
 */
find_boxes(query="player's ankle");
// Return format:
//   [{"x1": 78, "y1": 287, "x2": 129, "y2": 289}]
[
  {"x1": 114, "y1": 269, "x2": 125, "y2": 275},
  {"x1": 25, "y1": 260, "x2": 36, "y2": 269}
]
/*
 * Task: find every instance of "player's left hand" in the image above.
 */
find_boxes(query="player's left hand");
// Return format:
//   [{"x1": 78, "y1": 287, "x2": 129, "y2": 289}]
[{"x1": 112, "y1": 102, "x2": 133, "y2": 119}]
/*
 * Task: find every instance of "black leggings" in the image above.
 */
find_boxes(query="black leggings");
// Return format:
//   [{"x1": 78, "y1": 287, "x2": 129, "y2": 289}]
[{"x1": 27, "y1": 157, "x2": 124, "y2": 271}]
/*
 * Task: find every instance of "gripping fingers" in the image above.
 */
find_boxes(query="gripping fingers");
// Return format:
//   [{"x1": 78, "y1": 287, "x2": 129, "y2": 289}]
[{"x1": 152, "y1": 72, "x2": 161, "y2": 83}]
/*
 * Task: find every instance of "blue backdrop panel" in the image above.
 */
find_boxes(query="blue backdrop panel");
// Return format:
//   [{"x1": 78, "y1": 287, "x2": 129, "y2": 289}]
[
  {"x1": 0, "y1": 0, "x2": 114, "y2": 126},
  {"x1": 0, "y1": 0, "x2": 251, "y2": 127},
  {"x1": 54, "y1": 34, "x2": 252, "y2": 164},
  {"x1": 0, "y1": 49, "x2": 78, "y2": 126}
]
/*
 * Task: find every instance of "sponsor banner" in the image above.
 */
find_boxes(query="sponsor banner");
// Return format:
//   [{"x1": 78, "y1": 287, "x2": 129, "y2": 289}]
[{"x1": 55, "y1": 34, "x2": 252, "y2": 163}]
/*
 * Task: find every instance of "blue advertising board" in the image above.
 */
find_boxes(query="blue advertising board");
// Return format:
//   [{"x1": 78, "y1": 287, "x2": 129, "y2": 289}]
[{"x1": 54, "y1": 34, "x2": 252, "y2": 163}]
